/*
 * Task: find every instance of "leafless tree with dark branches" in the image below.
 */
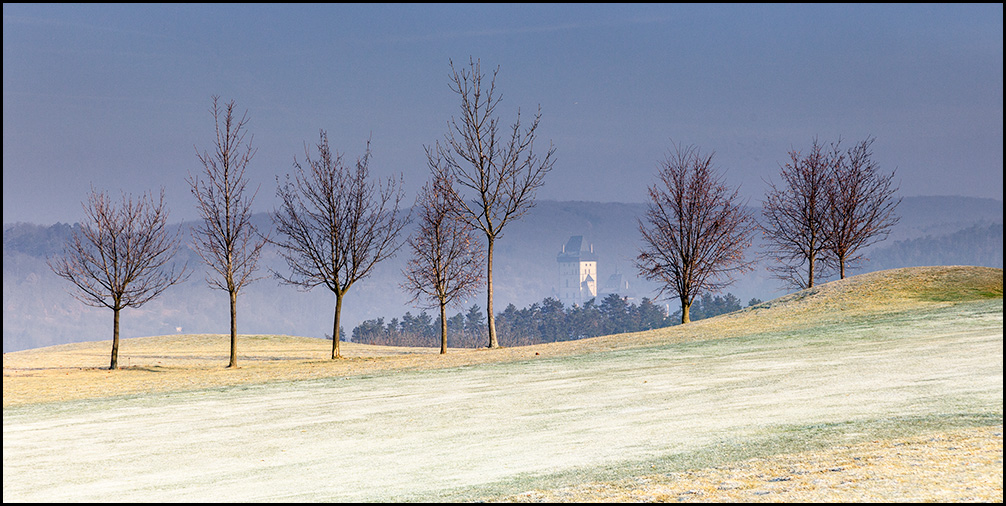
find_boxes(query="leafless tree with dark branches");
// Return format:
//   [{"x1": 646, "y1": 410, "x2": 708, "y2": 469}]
[
  {"x1": 824, "y1": 136, "x2": 901, "y2": 279},
  {"x1": 48, "y1": 188, "x2": 188, "y2": 370},
  {"x1": 271, "y1": 131, "x2": 409, "y2": 359},
  {"x1": 188, "y1": 96, "x2": 268, "y2": 368},
  {"x1": 402, "y1": 171, "x2": 485, "y2": 354},
  {"x1": 761, "y1": 139, "x2": 839, "y2": 289},
  {"x1": 428, "y1": 57, "x2": 556, "y2": 348},
  {"x1": 635, "y1": 143, "x2": 756, "y2": 324}
]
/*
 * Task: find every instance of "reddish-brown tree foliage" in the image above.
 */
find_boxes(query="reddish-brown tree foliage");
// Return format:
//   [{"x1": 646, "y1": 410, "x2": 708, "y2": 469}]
[
  {"x1": 188, "y1": 96, "x2": 268, "y2": 368},
  {"x1": 428, "y1": 57, "x2": 556, "y2": 348},
  {"x1": 271, "y1": 131, "x2": 409, "y2": 359},
  {"x1": 635, "y1": 144, "x2": 756, "y2": 324},
  {"x1": 761, "y1": 139, "x2": 838, "y2": 289},
  {"x1": 824, "y1": 137, "x2": 901, "y2": 279},
  {"x1": 48, "y1": 188, "x2": 188, "y2": 370},
  {"x1": 401, "y1": 172, "x2": 485, "y2": 354}
]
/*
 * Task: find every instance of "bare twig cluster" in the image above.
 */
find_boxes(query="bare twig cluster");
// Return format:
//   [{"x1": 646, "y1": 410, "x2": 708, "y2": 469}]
[
  {"x1": 427, "y1": 57, "x2": 556, "y2": 348},
  {"x1": 762, "y1": 137, "x2": 900, "y2": 288},
  {"x1": 188, "y1": 96, "x2": 268, "y2": 367},
  {"x1": 401, "y1": 172, "x2": 484, "y2": 354},
  {"x1": 761, "y1": 139, "x2": 837, "y2": 289},
  {"x1": 271, "y1": 131, "x2": 409, "y2": 359},
  {"x1": 48, "y1": 188, "x2": 188, "y2": 369},
  {"x1": 635, "y1": 144, "x2": 756, "y2": 323},
  {"x1": 824, "y1": 138, "x2": 901, "y2": 279}
]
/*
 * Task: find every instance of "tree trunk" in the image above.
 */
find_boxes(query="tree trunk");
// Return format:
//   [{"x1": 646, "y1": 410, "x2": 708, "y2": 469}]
[
  {"x1": 332, "y1": 292, "x2": 343, "y2": 359},
  {"x1": 486, "y1": 235, "x2": 498, "y2": 348},
  {"x1": 808, "y1": 250, "x2": 816, "y2": 288},
  {"x1": 439, "y1": 301, "x2": 448, "y2": 355},
  {"x1": 110, "y1": 307, "x2": 120, "y2": 370},
  {"x1": 228, "y1": 289, "x2": 238, "y2": 368},
  {"x1": 680, "y1": 298, "x2": 691, "y2": 324},
  {"x1": 838, "y1": 253, "x2": 846, "y2": 279}
]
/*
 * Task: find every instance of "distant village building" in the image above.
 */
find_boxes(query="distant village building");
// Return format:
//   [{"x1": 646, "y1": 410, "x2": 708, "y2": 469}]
[
  {"x1": 557, "y1": 235, "x2": 597, "y2": 307},
  {"x1": 601, "y1": 272, "x2": 631, "y2": 299}
]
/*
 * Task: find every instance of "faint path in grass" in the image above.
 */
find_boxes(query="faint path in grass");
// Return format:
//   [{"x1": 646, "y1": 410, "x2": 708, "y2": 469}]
[{"x1": 3, "y1": 299, "x2": 1001, "y2": 502}]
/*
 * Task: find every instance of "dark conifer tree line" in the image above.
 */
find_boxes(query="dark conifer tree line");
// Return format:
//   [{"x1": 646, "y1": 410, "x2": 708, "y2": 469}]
[{"x1": 352, "y1": 292, "x2": 753, "y2": 348}]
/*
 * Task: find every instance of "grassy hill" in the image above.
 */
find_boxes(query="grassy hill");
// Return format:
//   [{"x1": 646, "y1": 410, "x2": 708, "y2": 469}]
[{"x1": 3, "y1": 266, "x2": 1002, "y2": 502}]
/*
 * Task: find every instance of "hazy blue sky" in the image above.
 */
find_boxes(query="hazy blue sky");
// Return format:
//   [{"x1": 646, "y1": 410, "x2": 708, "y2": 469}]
[{"x1": 4, "y1": 3, "x2": 1003, "y2": 225}]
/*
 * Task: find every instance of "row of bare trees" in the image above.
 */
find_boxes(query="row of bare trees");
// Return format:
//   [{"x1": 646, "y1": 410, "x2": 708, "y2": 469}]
[
  {"x1": 49, "y1": 57, "x2": 551, "y2": 367},
  {"x1": 636, "y1": 137, "x2": 900, "y2": 324},
  {"x1": 48, "y1": 55, "x2": 899, "y2": 369}
]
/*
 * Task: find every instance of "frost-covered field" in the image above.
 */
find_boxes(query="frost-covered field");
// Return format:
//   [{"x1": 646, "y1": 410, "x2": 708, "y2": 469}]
[{"x1": 4, "y1": 298, "x2": 1001, "y2": 502}]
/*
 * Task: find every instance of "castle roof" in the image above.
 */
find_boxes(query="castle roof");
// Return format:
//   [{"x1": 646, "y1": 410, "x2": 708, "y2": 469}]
[{"x1": 557, "y1": 235, "x2": 598, "y2": 262}]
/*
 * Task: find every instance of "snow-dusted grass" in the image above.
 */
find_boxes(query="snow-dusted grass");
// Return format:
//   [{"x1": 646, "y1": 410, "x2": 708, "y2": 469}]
[{"x1": 4, "y1": 295, "x2": 1001, "y2": 502}]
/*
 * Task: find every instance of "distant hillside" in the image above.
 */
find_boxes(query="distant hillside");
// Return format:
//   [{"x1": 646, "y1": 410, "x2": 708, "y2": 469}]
[
  {"x1": 3, "y1": 196, "x2": 1002, "y2": 352},
  {"x1": 867, "y1": 222, "x2": 1003, "y2": 271},
  {"x1": 882, "y1": 196, "x2": 1004, "y2": 241}
]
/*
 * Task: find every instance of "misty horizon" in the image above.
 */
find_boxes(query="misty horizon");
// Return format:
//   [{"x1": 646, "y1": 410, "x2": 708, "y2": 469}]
[
  {"x1": 5, "y1": 195, "x2": 1002, "y2": 354},
  {"x1": 3, "y1": 194, "x2": 1004, "y2": 229}
]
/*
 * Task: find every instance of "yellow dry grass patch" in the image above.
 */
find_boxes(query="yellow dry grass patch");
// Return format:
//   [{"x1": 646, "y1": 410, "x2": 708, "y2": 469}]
[
  {"x1": 4, "y1": 266, "x2": 1002, "y2": 408},
  {"x1": 496, "y1": 425, "x2": 1003, "y2": 503}
]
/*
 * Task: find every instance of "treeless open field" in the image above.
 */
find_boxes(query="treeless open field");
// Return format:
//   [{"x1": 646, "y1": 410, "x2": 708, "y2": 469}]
[{"x1": 3, "y1": 266, "x2": 1002, "y2": 502}]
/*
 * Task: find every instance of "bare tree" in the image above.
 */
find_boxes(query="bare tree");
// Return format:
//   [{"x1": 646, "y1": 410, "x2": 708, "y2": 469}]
[
  {"x1": 48, "y1": 188, "x2": 188, "y2": 370},
  {"x1": 271, "y1": 131, "x2": 409, "y2": 359},
  {"x1": 402, "y1": 170, "x2": 485, "y2": 354},
  {"x1": 761, "y1": 138, "x2": 838, "y2": 289},
  {"x1": 824, "y1": 137, "x2": 901, "y2": 278},
  {"x1": 635, "y1": 144, "x2": 756, "y2": 324},
  {"x1": 429, "y1": 57, "x2": 556, "y2": 348},
  {"x1": 188, "y1": 96, "x2": 268, "y2": 368}
]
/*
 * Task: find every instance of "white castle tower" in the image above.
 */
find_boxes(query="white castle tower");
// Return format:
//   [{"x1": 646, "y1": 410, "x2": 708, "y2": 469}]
[{"x1": 557, "y1": 235, "x2": 598, "y2": 307}]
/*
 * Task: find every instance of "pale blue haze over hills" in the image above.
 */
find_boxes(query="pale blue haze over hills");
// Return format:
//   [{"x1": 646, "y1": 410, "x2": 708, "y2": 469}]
[{"x1": 4, "y1": 196, "x2": 1002, "y2": 353}]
